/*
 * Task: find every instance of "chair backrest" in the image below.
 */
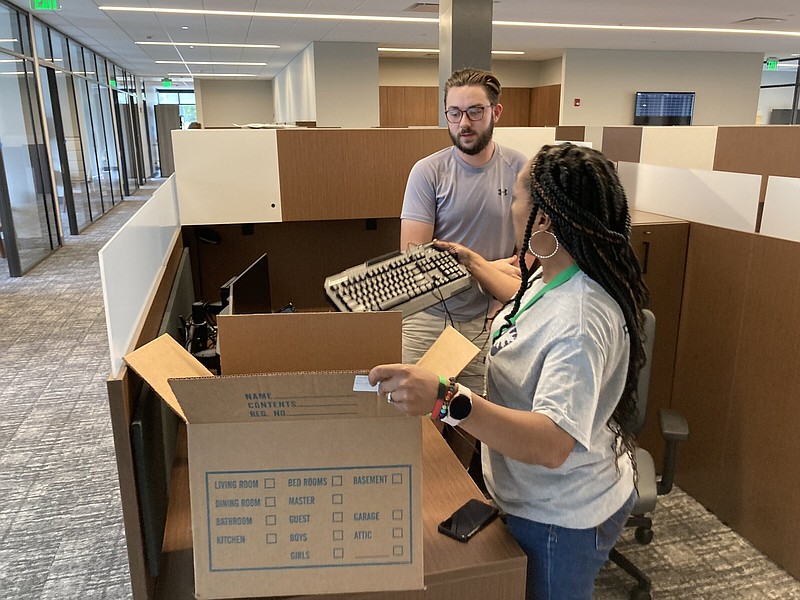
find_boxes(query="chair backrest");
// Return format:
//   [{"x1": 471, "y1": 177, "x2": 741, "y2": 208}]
[{"x1": 632, "y1": 309, "x2": 656, "y2": 437}]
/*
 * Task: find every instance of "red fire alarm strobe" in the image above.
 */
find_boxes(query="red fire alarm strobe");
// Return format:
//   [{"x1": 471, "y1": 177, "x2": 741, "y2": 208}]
[{"x1": 574, "y1": 98, "x2": 581, "y2": 107}]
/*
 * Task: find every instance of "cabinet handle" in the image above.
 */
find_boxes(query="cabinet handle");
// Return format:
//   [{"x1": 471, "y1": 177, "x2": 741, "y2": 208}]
[{"x1": 642, "y1": 240, "x2": 650, "y2": 275}]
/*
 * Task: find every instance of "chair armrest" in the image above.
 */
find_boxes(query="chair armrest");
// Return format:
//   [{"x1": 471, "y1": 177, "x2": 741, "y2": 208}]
[
  {"x1": 657, "y1": 408, "x2": 689, "y2": 496},
  {"x1": 659, "y1": 408, "x2": 689, "y2": 442}
]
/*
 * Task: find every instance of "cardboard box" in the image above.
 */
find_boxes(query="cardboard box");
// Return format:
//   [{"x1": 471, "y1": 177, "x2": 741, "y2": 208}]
[{"x1": 124, "y1": 312, "x2": 478, "y2": 599}]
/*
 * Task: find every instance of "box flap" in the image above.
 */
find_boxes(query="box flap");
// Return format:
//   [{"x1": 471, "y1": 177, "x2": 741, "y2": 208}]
[
  {"x1": 417, "y1": 325, "x2": 480, "y2": 377},
  {"x1": 168, "y1": 371, "x2": 399, "y2": 424},
  {"x1": 123, "y1": 334, "x2": 213, "y2": 422},
  {"x1": 218, "y1": 311, "x2": 402, "y2": 375}
]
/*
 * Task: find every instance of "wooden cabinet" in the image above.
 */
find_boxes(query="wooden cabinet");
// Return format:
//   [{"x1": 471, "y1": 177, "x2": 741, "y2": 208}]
[{"x1": 630, "y1": 211, "x2": 689, "y2": 464}]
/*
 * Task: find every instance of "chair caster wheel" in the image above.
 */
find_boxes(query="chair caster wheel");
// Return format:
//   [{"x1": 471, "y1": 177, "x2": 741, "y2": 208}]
[
  {"x1": 635, "y1": 526, "x2": 654, "y2": 545},
  {"x1": 629, "y1": 585, "x2": 652, "y2": 600}
]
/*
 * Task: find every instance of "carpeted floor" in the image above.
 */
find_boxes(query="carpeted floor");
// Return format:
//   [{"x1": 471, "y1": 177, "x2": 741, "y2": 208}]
[{"x1": 1, "y1": 180, "x2": 799, "y2": 599}]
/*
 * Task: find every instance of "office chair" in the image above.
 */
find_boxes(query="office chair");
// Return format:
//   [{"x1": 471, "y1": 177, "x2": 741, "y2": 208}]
[{"x1": 609, "y1": 309, "x2": 689, "y2": 600}]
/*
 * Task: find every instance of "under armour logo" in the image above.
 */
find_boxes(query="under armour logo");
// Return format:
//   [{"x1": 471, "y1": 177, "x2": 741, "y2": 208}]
[{"x1": 498, "y1": 188, "x2": 508, "y2": 196}]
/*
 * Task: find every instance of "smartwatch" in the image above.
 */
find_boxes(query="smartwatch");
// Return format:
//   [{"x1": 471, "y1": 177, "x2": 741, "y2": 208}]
[{"x1": 441, "y1": 383, "x2": 473, "y2": 427}]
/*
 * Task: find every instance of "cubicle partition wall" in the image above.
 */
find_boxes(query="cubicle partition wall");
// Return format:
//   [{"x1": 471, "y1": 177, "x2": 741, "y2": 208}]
[
  {"x1": 671, "y1": 226, "x2": 800, "y2": 578},
  {"x1": 614, "y1": 130, "x2": 800, "y2": 581}
]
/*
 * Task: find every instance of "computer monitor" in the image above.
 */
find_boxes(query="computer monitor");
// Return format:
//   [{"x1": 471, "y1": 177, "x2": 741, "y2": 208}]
[
  {"x1": 633, "y1": 91, "x2": 695, "y2": 126},
  {"x1": 227, "y1": 253, "x2": 273, "y2": 315}
]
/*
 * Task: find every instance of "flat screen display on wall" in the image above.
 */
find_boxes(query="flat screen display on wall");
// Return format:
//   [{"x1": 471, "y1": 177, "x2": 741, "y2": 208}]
[{"x1": 634, "y1": 92, "x2": 695, "y2": 126}]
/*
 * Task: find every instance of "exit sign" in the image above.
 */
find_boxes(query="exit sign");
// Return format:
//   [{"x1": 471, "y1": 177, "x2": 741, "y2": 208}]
[
  {"x1": 30, "y1": 0, "x2": 61, "y2": 10},
  {"x1": 766, "y1": 59, "x2": 779, "y2": 70}
]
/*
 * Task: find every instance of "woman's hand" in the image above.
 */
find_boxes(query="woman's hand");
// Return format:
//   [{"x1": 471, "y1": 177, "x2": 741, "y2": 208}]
[
  {"x1": 432, "y1": 239, "x2": 479, "y2": 271},
  {"x1": 490, "y1": 255, "x2": 521, "y2": 279},
  {"x1": 433, "y1": 239, "x2": 522, "y2": 302},
  {"x1": 368, "y1": 364, "x2": 440, "y2": 417}
]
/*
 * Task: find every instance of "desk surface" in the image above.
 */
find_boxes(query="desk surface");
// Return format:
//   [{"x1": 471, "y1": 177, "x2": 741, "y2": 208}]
[{"x1": 156, "y1": 419, "x2": 527, "y2": 600}]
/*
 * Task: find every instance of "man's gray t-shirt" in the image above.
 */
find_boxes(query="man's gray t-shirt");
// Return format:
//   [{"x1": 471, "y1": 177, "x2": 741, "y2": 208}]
[
  {"x1": 484, "y1": 268, "x2": 635, "y2": 529},
  {"x1": 401, "y1": 144, "x2": 527, "y2": 321}
]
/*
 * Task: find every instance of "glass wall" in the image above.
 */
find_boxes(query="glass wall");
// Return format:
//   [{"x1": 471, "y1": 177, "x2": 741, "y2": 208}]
[
  {"x1": 0, "y1": 2, "x2": 59, "y2": 275},
  {"x1": 0, "y1": 0, "x2": 148, "y2": 275},
  {"x1": 758, "y1": 57, "x2": 800, "y2": 125},
  {"x1": 157, "y1": 89, "x2": 197, "y2": 128}
]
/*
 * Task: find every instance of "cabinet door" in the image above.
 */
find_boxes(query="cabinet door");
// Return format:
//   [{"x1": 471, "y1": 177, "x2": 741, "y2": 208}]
[{"x1": 630, "y1": 222, "x2": 689, "y2": 463}]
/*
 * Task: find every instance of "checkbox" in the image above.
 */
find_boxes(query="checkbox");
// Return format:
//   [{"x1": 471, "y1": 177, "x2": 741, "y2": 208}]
[
  {"x1": 333, "y1": 547, "x2": 344, "y2": 559},
  {"x1": 392, "y1": 473, "x2": 403, "y2": 484},
  {"x1": 393, "y1": 545, "x2": 404, "y2": 556},
  {"x1": 264, "y1": 478, "x2": 276, "y2": 489},
  {"x1": 332, "y1": 512, "x2": 343, "y2": 523},
  {"x1": 392, "y1": 509, "x2": 403, "y2": 520},
  {"x1": 266, "y1": 533, "x2": 277, "y2": 544},
  {"x1": 265, "y1": 496, "x2": 276, "y2": 507},
  {"x1": 393, "y1": 528, "x2": 403, "y2": 538},
  {"x1": 332, "y1": 476, "x2": 343, "y2": 486},
  {"x1": 333, "y1": 530, "x2": 344, "y2": 541},
  {"x1": 332, "y1": 494, "x2": 343, "y2": 504},
  {"x1": 265, "y1": 515, "x2": 276, "y2": 526}
]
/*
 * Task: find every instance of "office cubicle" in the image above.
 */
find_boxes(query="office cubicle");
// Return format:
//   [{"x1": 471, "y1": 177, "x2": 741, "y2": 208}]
[{"x1": 103, "y1": 126, "x2": 800, "y2": 597}]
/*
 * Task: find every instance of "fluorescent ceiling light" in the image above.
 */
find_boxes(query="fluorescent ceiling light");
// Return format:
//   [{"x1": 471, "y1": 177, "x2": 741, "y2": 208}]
[
  {"x1": 0, "y1": 59, "x2": 23, "y2": 63},
  {"x1": 0, "y1": 38, "x2": 19, "y2": 42},
  {"x1": 100, "y1": 6, "x2": 435, "y2": 24},
  {"x1": 493, "y1": 20, "x2": 800, "y2": 38},
  {"x1": 378, "y1": 47, "x2": 524, "y2": 55},
  {"x1": 169, "y1": 72, "x2": 258, "y2": 77},
  {"x1": 156, "y1": 60, "x2": 267, "y2": 66},
  {"x1": 137, "y1": 41, "x2": 279, "y2": 49}
]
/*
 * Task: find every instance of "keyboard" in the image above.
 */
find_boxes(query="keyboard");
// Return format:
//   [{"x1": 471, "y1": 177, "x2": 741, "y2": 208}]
[{"x1": 324, "y1": 242, "x2": 472, "y2": 318}]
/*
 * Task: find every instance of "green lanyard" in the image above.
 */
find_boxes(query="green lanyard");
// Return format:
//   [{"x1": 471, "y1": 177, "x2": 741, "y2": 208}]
[{"x1": 492, "y1": 263, "x2": 581, "y2": 343}]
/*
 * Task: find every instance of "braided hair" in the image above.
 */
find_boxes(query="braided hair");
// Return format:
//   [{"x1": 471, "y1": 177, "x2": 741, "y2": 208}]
[{"x1": 506, "y1": 143, "x2": 649, "y2": 476}]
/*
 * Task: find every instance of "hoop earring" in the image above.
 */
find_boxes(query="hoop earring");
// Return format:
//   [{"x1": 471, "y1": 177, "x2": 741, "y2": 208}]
[{"x1": 528, "y1": 230, "x2": 559, "y2": 259}]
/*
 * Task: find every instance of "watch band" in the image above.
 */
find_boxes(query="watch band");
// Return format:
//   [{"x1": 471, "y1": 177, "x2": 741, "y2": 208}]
[{"x1": 441, "y1": 383, "x2": 473, "y2": 427}]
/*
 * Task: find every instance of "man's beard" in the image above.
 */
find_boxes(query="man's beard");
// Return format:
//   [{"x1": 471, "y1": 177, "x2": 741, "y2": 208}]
[{"x1": 449, "y1": 119, "x2": 494, "y2": 156}]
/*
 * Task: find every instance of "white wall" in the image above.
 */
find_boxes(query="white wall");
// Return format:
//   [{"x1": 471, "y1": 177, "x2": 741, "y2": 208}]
[
  {"x1": 491, "y1": 61, "x2": 541, "y2": 87},
  {"x1": 194, "y1": 79, "x2": 274, "y2": 128},
  {"x1": 313, "y1": 42, "x2": 380, "y2": 127},
  {"x1": 561, "y1": 49, "x2": 763, "y2": 126},
  {"x1": 538, "y1": 57, "x2": 563, "y2": 87},
  {"x1": 378, "y1": 57, "x2": 553, "y2": 88},
  {"x1": 274, "y1": 44, "x2": 316, "y2": 124},
  {"x1": 379, "y1": 58, "x2": 439, "y2": 86}
]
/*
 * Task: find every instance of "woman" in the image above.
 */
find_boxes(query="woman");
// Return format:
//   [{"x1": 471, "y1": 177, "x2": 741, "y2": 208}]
[{"x1": 369, "y1": 143, "x2": 649, "y2": 599}]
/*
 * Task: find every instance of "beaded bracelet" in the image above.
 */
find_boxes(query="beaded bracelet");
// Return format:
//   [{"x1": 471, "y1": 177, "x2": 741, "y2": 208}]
[
  {"x1": 430, "y1": 374, "x2": 448, "y2": 420},
  {"x1": 434, "y1": 378, "x2": 457, "y2": 421}
]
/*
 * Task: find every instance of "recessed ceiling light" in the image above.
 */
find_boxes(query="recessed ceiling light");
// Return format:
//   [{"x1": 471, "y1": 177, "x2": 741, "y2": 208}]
[
  {"x1": 378, "y1": 47, "x2": 524, "y2": 55},
  {"x1": 136, "y1": 41, "x2": 279, "y2": 49},
  {"x1": 493, "y1": 20, "x2": 800, "y2": 38},
  {"x1": 181, "y1": 26, "x2": 189, "y2": 30},
  {"x1": 100, "y1": 5, "x2": 436, "y2": 23},
  {"x1": 179, "y1": 73, "x2": 260, "y2": 78},
  {"x1": 156, "y1": 60, "x2": 267, "y2": 66}
]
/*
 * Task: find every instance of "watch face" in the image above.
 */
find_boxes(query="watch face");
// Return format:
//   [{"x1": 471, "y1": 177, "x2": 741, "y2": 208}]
[{"x1": 449, "y1": 394, "x2": 472, "y2": 420}]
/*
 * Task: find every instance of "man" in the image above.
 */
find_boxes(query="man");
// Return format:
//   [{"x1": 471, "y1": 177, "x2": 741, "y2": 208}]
[{"x1": 400, "y1": 68, "x2": 527, "y2": 396}]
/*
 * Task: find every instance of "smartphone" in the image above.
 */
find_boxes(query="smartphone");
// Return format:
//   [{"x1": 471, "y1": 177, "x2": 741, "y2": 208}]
[{"x1": 437, "y1": 498, "x2": 500, "y2": 542}]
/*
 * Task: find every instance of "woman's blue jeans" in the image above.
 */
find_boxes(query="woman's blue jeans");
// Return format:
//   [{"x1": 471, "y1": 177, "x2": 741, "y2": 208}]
[{"x1": 504, "y1": 490, "x2": 637, "y2": 600}]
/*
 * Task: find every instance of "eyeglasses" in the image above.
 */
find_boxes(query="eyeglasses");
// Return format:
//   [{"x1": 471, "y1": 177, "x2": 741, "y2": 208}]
[{"x1": 444, "y1": 104, "x2": 494, "y2": 124}]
